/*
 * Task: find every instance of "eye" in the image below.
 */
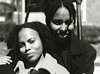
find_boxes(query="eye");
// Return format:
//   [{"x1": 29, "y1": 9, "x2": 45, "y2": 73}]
[
  {"x1": 19, "y1": 42, "x2": 25, "y2": 48},
  {"x1": 52, "y1": 19, "x2": 63, "y2": 25},
  {"x1": 28, "y1": 39, "x2": 35, "y2": 44},
  {"x1": 65, "y1": 20, "x2": 72, "y2": 26}
]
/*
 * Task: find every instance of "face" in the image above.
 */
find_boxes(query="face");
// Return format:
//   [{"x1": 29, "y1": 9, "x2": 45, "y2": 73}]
[
  {"x1": 50, "y1": 6, "x2": 74, "y2": 42},
  {"x1": 18, "y1": 28, "x2": 43, "y2": 62}
]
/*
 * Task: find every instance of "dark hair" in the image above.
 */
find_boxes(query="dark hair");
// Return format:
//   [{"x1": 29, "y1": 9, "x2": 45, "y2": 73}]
[
  {"x1": 7, "y1": 22, "x2": 55, "y2": 55},
  {"x1": 42, "y1": 0, "x2": 76, "y2": 27}
]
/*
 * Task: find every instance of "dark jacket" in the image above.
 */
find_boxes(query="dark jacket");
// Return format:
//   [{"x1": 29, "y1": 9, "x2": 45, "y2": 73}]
[{"x1": 56, "y1": 31, "x2": 96, "y2": 74}]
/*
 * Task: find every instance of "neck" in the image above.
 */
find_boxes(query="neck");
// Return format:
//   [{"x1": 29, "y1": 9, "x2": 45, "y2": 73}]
[{"x1": 24, "y1": 55, "x2": 42, "y2": 69}]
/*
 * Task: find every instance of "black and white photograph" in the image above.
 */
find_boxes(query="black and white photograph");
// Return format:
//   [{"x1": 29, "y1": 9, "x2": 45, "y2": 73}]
[{"x1": 0, "y1": 0, "x2": 100, "y2": 74}]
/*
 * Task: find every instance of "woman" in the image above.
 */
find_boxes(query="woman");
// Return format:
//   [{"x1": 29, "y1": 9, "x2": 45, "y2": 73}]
[
  {"x1": 43, "y1": 0, "x2": 96, "y2": 74},
  {"x1": 0, "y1": 22, "x2": 69, "y2": 74}
]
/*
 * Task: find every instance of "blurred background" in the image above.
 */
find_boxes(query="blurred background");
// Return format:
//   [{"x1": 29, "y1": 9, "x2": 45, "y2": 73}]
[{"x1": 0, "y1": 0, "x2": 100, "y2": 74}]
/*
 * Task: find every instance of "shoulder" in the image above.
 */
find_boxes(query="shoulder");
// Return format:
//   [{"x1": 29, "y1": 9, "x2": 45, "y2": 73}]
[
  {"x1": 81, "y1": 40, "x2": 96, "y2": 56},
  {"x1": 40, "y1": 53, "x2": 69, "y2": 74},
  {"x1": 80, "y1": 40, "x2": 96, "y2": 63},
  {"x1": 56, "y1": 63, "x2": 69, "y2": 74}
]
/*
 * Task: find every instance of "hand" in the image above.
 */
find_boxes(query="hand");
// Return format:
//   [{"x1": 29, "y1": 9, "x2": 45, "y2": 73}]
[
  {"x1": 14, "y1": 61, "x2": 29, "y2": 74},
  {"x1": 14, "y1": 61, "x2": 50, "y2": 74},
  {"x1": 0, "y1": 56, "x2": 12, "y2": 65}
]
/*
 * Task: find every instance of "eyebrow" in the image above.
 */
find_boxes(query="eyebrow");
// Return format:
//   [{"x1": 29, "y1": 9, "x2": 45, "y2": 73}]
[
  {"x1": 53, "y1": 19, "x2": 71, "y2": 21},
  {"x1": 27, "y1": 38, "x2": 35, "y2": 42},
  {"x1": 18, "y1": 37, "x2": 35, "y2": 43}
]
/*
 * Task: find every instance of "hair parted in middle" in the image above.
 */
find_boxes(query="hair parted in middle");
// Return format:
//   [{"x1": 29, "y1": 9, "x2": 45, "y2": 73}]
[
  {"x1": 42, "y1": 0, "x2": 76, "y2": 26},
  {"x1": 7, "y1": 21, "x2": 55, "y2": 56}
]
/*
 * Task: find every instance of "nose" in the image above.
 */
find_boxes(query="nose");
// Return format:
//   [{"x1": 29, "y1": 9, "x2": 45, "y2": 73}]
[
  {"x1": 60, "y1": 23, "x2": 67, "y2": 31},
  {"x1": 25, "y1": 43, "x2": 31, "y2": 51}
]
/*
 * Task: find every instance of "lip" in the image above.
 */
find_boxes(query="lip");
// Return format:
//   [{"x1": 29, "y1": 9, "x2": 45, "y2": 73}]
[
  {"x1": 26, "y1": 52, "x2": 34, "y2": 57},
  {"x1": 58, "y1": 35, "x2": 68, "y2": 38},
  {"x1": 27, "y1": 53, "x2": 32, "y2": 56},
  {"x1": 57, "y1": 30, "x2": 69, "y2": 38}
]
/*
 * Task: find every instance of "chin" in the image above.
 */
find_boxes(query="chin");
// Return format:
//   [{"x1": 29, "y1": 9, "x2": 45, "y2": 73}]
[
  {"x1": 26, "y1": 57, "x2": 36, "y2": 62},
  {"x1": 56, "y1": 35, "x2": 69, "y2": 43}
]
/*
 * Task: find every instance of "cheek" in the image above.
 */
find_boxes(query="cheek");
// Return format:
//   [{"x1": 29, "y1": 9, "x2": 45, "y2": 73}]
[
  {"x1": 34, "y1": 43, "x2": 43, "y2": 60},
  {"x1": 68, "y1": 23, "x2": 74, "y2": 30},
  {"x1": 50, "y1": 22, "x2": 61, "y2": 31},
  {"x1": 37, "y1": 47, "x2": 43, "y2": 56},
  {"x1": 34, "y1": 41, "x2": 43, "y2": 54},
  {"x1": 38, "y1": 45, "x2": 43, "y2": 55},
  {"x1": 20, "y1": 48, "x2": 26, "y2": 55}
]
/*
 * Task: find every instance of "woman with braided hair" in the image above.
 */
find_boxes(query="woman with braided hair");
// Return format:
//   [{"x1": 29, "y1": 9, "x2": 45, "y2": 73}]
[
  {"x1": 42, "y1": 0, "x2": 96, "y2": 74},
  {"x1": 0, "y1": 22, "x2": 69, "y2": 74}
]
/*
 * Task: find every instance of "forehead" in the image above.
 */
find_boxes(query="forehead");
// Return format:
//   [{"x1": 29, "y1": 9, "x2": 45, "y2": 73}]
[
  {"x1": 53, "y1": 6, "x2": 70, "y2": 19},
  {"x1": 18, "y1": 28, "x2": 39, "y2": 40}
]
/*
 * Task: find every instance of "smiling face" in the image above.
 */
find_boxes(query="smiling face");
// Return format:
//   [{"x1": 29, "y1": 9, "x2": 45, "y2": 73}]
[
  {"x1": 18, "y1": 28, "x2": 43, "y2": 62},
  {"x1": 50, "y1": 6, "x2": 74, "y2": 42}
]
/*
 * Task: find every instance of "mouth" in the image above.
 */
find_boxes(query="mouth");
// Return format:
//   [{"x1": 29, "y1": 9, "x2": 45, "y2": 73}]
[
  {"x1": 27, "y1": 53, "x2": 32, "y2": 56},
  {"x1": 57, "y1": 30, "x2": 69, "y2": 38},
  {"x1": 58, "y1": 34, "x2": 68, "y2": 38},
  {"x1": 26, "y1": 52, "x2": 34, "y2": 58}
]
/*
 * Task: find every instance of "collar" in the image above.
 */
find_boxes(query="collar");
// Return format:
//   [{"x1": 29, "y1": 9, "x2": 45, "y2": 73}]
[
  {"x1": 14, "y1": 55, "x2": 45, "y2": 73},
  {"x1": 68, "y1": 31, "x2": 85, "y2": 55},
  {"x1": 27, "y1": 54, "x2": 44, "y2": 71},
  {"x1": 34, "y1": 54, "x2": 44, "y2": 70},
  {"x1": 30, "y1": 53, "x2": 57, "y2": 74},
  {"x1": 41, "y1": 53, "x2": 69, "y2": 74}
]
